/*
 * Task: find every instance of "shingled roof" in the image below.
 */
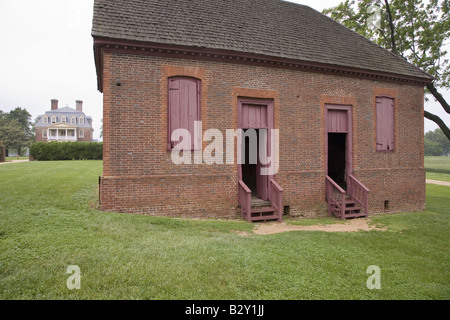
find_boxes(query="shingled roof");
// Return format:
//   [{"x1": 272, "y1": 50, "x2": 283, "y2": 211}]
[{"x1": 92, "y1": 0, "x2": 432, "y2": 83}]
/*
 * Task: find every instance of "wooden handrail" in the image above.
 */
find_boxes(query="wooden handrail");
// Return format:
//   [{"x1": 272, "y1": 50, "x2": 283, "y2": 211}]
[
  {"x1": 269, "y1": 179, "x2": 283, "y2": 222},
  {"x1": 325, "y1": 175, "x2": 346, "y2": 219},
  {"x1": 238, "y1": 180, "x2": 252, "y2": 222},
  {"x1": 348, "y1": 175, "x2": 369, "y2": 217},
  {"x1": 270, "y1": 179, "x2": 283, "y2": 192},
  {"x1": 238, "y1": 180, "x2": 251, "y2": 194},
  {"x1": 325, "y1": 175, "x2": 346, "y2": 194},
  {"x1": 349, "y1": 175, "x2": 370, "y2": 192}
]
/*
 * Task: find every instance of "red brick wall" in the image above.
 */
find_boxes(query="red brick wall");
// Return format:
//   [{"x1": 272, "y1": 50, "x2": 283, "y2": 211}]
[
  {"x1": 35, "y1": 129, "x2": 47, "y2": 142},
  {"x1": 100, "y1": 52, "x2": 425, "y2": 218},
  {"x1": 77, "y1": 129, "x2": 94, "y2": 142}
]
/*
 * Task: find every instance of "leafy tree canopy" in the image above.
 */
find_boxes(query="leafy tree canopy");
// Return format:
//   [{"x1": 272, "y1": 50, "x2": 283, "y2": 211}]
[
  {"x1": 0, "y1": 107, "x2": 34, "y2": 155},
  {"x1": 424, "y1": 128, "x2": 450, "y2": 155},
  {"x1": 323, "y1": 0, "x2": 450, "y2": 139}
]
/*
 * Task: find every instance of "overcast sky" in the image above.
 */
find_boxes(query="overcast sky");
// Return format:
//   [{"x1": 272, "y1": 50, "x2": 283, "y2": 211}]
[{"x1": 0, "y1": 0, "x2": 448, "y2": 141}]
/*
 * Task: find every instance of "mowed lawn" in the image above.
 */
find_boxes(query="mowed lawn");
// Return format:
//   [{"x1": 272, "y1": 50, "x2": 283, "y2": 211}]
[
  {"x1": 425, "y1": 156, "x2": 450, "y2": 182},
  {"x1": 0, "y1": 161, "x2": 449, "y2": 299}
]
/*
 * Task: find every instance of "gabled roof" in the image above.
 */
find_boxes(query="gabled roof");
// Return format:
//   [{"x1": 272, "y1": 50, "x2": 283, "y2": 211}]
[{"x1": 92, "y1": 0, "x2": 432, "y2": 84}]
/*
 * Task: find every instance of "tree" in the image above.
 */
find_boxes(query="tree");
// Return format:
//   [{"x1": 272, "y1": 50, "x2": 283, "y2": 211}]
[
  {"x1": 6, "y1": 107, "x2": 34, "y2": 143},
  {"x1": 323, "y1": 0, "x2": 450, "y2": 140},
  {"x1": 7, "y1": 107, "x2": 32, "y2": 131},
  {"x1": 424, "y1": 128, "x2": 450, "y2": 155},
  {"x1": 0, "y1": 118, "x2": 30, "y2": 155},
  {"x1": 0, "y1": 107, "x2": 34, "y2": 156}
]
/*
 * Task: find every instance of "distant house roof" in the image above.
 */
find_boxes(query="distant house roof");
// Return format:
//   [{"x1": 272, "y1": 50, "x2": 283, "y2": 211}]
[
  {"x1": 92, "y1": 0, "x2": 433, "y2": 89},
  {"x1": 35, "y1": 107, "x2": 93, "y2": 129}
]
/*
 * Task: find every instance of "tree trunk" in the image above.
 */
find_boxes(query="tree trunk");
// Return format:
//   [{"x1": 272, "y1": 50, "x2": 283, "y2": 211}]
[
  {"x1": 384, "y1": 0, "x2": 397, "y2": 54},
  {"x1": 0, "y1": 142, "x2": 5, "y2": 163},
  {"x1": 424, "y1": 111, "x2": 450, "y2": 140}
]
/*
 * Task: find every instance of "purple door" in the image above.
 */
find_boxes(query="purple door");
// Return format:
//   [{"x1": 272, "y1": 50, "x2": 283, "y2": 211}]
[
  {"x1": 256, "y1": 128, "x2": 268, "y2": 200},
  {"x1": 238, "y1": 98, "x2": 274, "y2": 201}
]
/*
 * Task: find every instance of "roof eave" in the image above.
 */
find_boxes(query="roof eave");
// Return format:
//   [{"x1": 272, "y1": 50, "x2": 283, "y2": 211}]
[{"x1": 92, "y1": 36, "x2": 434, "y2": 93}]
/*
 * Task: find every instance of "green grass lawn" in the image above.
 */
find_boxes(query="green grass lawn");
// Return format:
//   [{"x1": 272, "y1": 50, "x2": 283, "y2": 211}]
[
  {"x1": 426, "y1": 172, "x2": 450, "y2": 183},
  {"x1": 0, "y1": 161, "x2": 449, "y2": 299},
  {"x1": 425, "y1": 156, "x2": 450, "y2": 176}
]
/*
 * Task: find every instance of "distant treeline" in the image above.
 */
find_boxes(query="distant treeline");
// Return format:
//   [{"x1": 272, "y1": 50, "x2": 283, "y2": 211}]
[
  {"x1": 425, "y1": 129, "x2": 450, "y2": 156},
  {"x1": 30, "y1": 141, "x2": 103, "y2": 161}
]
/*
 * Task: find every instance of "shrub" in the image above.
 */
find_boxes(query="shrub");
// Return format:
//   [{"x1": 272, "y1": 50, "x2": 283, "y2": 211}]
[{"x1": 30, "y1": 141, "x2": 103, "y2": 161}]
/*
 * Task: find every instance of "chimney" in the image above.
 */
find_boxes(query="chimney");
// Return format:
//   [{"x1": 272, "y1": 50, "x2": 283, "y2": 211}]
[
  {"x1": 76, "y1": 100, "x2": 83, "y2": 112},
  {"x1": 51, "y1": 99, "x2": 58, "y2": 110}
]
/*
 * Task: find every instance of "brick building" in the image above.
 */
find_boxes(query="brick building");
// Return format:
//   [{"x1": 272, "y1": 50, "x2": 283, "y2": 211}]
[
  {"x1": 35, "y1": 99, "x2": 94, "y2": 142},
  {"x1": 92, "y1": 0, "x2": 432, "y2": 221}
]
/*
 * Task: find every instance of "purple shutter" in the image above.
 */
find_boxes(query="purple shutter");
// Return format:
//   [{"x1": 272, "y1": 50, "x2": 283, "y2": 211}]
[
  {"x1": 386, "y1": 98, "x2": 395, "y2": 150},
  {"x1": 168, "y1": 77, "x2": 200, "y2": 150},
  {"x1": 376, "y1": 97, "x2": 394, "y2": 151}
]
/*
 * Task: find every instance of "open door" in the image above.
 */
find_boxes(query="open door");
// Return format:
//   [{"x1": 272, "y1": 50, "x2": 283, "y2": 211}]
[
  {"x1": 238, "y1": 98, "x2": 274, "y2": 201},
  {"x1": 325, "y1": 105, "x2": 353, "y2": 189}
]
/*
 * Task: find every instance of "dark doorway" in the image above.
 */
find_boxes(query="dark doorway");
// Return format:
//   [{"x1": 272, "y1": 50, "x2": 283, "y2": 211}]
[
  {"x1": 241, "y1": 129, "x2": 259, "y2": 196},
  {"x1": 328, "y1": 133, "x2": 347, "y2": 190}
]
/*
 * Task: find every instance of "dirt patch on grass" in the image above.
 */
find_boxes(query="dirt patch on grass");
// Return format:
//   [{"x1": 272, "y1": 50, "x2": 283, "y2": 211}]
[
  {"x1": 426, "y1": 179, "x2": 450, "y2": 186},
  {"x1": 237, "y1": 218, "x2": 386, "y2": 236},
  {"x1": 0, "y1": 160, "x2": 29, "y2": 165}
]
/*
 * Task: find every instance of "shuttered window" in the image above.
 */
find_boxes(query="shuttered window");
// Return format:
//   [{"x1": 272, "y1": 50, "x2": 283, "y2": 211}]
[
  {"x1": 168, "y1": 77, "x2": 201, "y2": 150},
  {"x1": 376, "y1": 96, "x2": 395, "y2": 151}
]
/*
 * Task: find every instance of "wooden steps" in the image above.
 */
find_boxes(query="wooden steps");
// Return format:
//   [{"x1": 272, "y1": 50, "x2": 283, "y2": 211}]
[
  {"x1": 326, "y1": 175, "x2": 369, "y2": 220},
  {"x1": 251, "y1": 197, "x2": 271, "y2": 208},
  {"x1": 248, "y1": 196, "x2": 279, "y2": 222},
  {"x1": 330, "y1": 199, "x2": 366, "y2": 219},
  {"x1": 239, "y1": 179, "x2": 283, "y2": 223},
  {"x1": 249, "y1": 207, "x2": 279, "y2": 222}
]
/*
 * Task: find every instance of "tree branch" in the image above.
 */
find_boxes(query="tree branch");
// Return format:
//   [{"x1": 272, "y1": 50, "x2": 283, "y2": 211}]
[
  {"x1": 426, "y1": 82, "x2": 450, "y2": 114},
  {"x1": 424, "y1": 111, "x2": 450, "y2": 140}
]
